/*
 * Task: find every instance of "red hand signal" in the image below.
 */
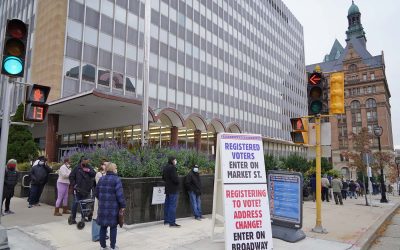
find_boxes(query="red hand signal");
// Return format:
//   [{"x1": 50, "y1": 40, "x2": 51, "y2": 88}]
[{"x1": 33, "y1": 89, "x2": 43, "y2": 102}]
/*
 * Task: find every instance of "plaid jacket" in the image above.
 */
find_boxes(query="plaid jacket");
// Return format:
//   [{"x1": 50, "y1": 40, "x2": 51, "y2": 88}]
[{"x1": 95, "y1": 172, "x2": 126, "y2": 226}]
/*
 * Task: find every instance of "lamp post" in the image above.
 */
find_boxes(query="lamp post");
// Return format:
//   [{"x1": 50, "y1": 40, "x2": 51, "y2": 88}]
[
  {"x1": 373, "y1": 125, "x2": 388, "y2": 203},
  {"x1": 395, "y1": 157, "x2": 400, "y2": 195}
]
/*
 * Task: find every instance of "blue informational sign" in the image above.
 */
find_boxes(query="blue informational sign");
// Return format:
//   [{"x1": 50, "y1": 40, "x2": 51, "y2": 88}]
[{"x1": 267, "y1": 171, "x2": 303, "y2": 229}]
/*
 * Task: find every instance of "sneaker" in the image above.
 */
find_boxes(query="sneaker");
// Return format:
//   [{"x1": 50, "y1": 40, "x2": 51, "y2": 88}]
[
  {"x1": 111, "y1": 246, "x2": 119, "y2": 250},
  {"x1": 195, "y1": 217, "x2": 202, "y2": 221},
  {"x1": 169, "y1": 223, "x2": 181, "y2": 228},
  {"x1": 28, "y1": 205, "x2": 33, "y2": 208},
  {"x1": 4, "y1": 211, "x2": 14, "y2": 215}
]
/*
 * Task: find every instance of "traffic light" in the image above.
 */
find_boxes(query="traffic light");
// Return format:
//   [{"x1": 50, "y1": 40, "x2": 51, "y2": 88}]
[
  {"x1": 1, "y1": 19, "x2": 28, "y2": 77},
  {"x1": 307, "y1": 70, "x2": 328, "y2": 115},
  {"x1": 329, "y1": 72, "x2": 345, "y2": 114},
  {"x1": 290, "y1": 118, "x2": 308, "y2": 144},
  {"x1": 24, "y1": 84, "x2": 51, "y2": 122}
]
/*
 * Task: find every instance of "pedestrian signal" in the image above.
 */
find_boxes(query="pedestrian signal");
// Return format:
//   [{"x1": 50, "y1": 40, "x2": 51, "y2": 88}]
[
  {"x1": 24, "y1": 84, "x2": 51, "y2": 122},
  {"x1": 290, "y1": 118, "x2": 308, "y2": 145}
]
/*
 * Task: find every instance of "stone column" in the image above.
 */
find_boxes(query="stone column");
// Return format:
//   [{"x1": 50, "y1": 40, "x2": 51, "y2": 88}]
[
  {"x1": 45, "y1": 114, "x2": 59, "y2": 162},
  {"x1": 194, "y1": 130, "x2": 202, "y2": 152},
  {"x1": 170, "y1": 126, "x2": 178, "y2": 147}
]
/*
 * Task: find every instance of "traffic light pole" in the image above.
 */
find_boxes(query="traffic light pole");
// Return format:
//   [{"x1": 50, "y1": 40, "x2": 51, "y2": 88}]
[
  {"x1": 312, "y1": 115, "x2": 327, "y2": 234},
  {"x1": 0, "y1": 79, "x2": 13, "y2": 249}
]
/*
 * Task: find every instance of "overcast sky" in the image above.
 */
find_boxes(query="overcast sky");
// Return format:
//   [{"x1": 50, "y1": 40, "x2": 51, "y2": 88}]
[{"x1": 283, "y1": 0, "x2": 400, "y2": 149}]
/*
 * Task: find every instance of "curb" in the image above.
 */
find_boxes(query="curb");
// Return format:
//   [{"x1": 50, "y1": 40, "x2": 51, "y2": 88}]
[{"x1": 354, "y1": 200, "x2": 400, "y2": 250}]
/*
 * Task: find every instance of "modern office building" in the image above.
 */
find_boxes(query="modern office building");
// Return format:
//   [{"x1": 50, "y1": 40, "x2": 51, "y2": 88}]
[
  {"x1": 306, "y1": 1, "x2": 394, "y2": 178},
  {"x1": 1, "y1": 0, "x2": 307, "y2": 161}
]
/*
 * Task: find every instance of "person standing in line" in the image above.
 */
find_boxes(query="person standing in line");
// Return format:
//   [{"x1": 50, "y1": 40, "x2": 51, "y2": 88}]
[
  {"x1": 68, "y1": 156, "x2": 96, "y2": 224},
  {"x1": 162, "y1": 156, "x2": 181, "y2": 227},
  {"x1": 321, "y1": 174, "x2": 330, "y2": 202},
  {"x1": 28, "y1": 156, "x2": 52, "y2": 208},
  {"x1": 2, "y1": 159, "x2": 19, "y2": 215},
  {"x1": 96, "y1": 162, "x2": 126, "y2": 250},
  {"x1": 92, "y1": 160, "x2": 109, "y2": 242},
  {"x1": 310, "y1": 174, "x2": 316, "y2": 202},
  {"x1": 341, "y1": 178, "x2": 348, "y2": 200},
  {"x1": 54, "y1": 158, "x2": 72, "y2": 216},
  {"x1": 185, "y1": 164, "x2": 203, "y2": 220},
  {"x1": 349, "y1": 180, "x2": 357, "y2": 199},
  {"x1": 331, "y1": 174, "x2": 343, "y2": 205}
]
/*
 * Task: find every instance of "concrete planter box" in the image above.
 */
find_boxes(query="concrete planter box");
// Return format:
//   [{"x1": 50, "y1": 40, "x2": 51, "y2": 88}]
[{"x1": 15, "y1": 172, "x2": 214, "y2": 225}]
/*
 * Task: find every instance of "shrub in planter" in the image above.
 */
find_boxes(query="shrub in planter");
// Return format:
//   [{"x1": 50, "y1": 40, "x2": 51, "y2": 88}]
[{"x1": 63, "y1": 142, "x2": 214, "y2": 178}]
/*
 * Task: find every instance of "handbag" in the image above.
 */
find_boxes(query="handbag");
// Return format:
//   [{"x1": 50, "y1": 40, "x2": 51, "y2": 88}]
[{"x1": 118, "y1": 208, "x2": 125, "y2": 228}]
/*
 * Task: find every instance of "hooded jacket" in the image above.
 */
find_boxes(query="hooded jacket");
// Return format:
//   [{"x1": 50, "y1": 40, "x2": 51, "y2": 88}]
[
  {"x1": 185, "y1": 169, "x2": 202, "y2": 195},
  {"x1": 69, "y1": 163, "x2": 96, "y2": 195},
  {"x1": 30, "y1": 163, "x2": 52, "y2": 185}
]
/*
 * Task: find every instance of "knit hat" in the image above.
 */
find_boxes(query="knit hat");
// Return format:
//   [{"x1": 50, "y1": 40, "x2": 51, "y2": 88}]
[{"x1": 7, "y1": 159, "x2": 17, "y2": 167}]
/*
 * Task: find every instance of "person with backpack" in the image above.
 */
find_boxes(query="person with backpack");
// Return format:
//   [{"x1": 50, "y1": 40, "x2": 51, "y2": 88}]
[
  {"x1": 185, "y1": 164, "x2": 203, "y2": 220},
  {"x1": 68, "y1": 156, "x2": 96, "y2": 224},
  {"x1": 2, "y1": 159, "x2": 19, "y2": 215},
  {"x1": 28, "y1": 156, "x2": 52, "y2": 208}
]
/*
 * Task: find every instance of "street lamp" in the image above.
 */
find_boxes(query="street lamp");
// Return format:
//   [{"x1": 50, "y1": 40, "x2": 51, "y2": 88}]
[{"x1": 373, "y1": 125, "x2": 388, "y2": 203}]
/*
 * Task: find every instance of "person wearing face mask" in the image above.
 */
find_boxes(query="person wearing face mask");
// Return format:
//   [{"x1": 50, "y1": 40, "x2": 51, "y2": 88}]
[
  {"x1": 2, "y1": 159, "x2": 19, "y2": 215},
  {"x1": 68, "y1": 156, "x2": 96, "y2": 224},
  {"x1": 162, "y1": 156, "x2": 181, "y2": 227},
  {"x1": 28, "y1": 156, "x2": 52, "y2": 208},
  {"x1": 185, "y1": 164, "x2": 203, "y2": 220},
  {"x1": 54, "y1": 158, "x2": 72, "y2": 216}
]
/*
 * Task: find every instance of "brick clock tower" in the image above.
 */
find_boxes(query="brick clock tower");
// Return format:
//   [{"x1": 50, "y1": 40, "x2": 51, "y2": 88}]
[{"x1": 306, "y1": 1, "x2": 394, "y2": 179}]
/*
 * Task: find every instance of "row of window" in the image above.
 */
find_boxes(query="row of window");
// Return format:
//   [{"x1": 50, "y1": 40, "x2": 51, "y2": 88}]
[
  {"x1": 345, "y1": 86, "x2": 377, "y2": 97},
  {"x1": 350, "y1": 98, "x2": 377, "y2": 109}
]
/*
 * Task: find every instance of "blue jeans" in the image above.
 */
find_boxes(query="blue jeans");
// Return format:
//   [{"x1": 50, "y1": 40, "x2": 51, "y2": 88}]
[
  {"x1": 71, "y1": 192, "x2": 88, "y2": 220},
  {"x1": 188, "y1": 191, "x2": 202, "y2": 218},
  {"x1": 100, "y1": 225, "x2": 117, "y2": 249},
  {"x1": 164, "y1": 193, "x2": 178, "y2": 225},
  {"x1": 29, "y1": 184, "x2": 45, "y2": 205}
]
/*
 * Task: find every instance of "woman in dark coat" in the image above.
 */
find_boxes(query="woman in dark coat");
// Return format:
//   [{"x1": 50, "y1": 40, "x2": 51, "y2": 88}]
[
  {"x1": 96, "y1": 162, "x2": 126, "y2": 250},
  {"x1": 2, "y1": 159, "x2": 19, "y2": 215}
]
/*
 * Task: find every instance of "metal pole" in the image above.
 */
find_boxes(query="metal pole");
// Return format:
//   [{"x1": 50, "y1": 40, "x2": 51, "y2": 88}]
[
  {"x1": 312, "y1": 115, "x2": 327, "y2": 233},
  {"x1": 378, "y1": 137, "x2": 388, "y2": 203},
  {"x1": 0, "y1": 79, "x2": 13, "y2": 249},
  {"x1": 141, "y1": 0, "x2": 151, "y2": 148}
]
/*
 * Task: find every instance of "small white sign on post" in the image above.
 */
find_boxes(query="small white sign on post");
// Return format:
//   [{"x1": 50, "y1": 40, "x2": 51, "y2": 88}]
[
  {"x1": 212, "y1": 133, "x2": 273, "y2": 250},
  {"x1": 151, "y1": 186, "x2": 166, "y2": 205}
]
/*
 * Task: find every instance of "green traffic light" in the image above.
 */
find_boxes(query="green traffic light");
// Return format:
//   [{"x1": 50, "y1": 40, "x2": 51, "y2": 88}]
[
  {"x1": 310, "y1": 100, "x2": 323, "y2": 114},
  {"x1": 3, "y1": 56, "x2": 23, "y2": 75}
]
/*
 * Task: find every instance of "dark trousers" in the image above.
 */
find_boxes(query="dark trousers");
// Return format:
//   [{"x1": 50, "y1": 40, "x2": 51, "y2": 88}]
[
  {"x1": 2, "y1": 195, "x2": 12, "y2": 211},
  {"x1": 164, "y1": 193, "x2": 178, "y2": 225},
  {"x1": 333, "y1": 192, "x2": 343, "y2": 205},
  {"x1": 71, "y1": 192, "x2": 89, "y2": 220},
  {"x1": 322, "y1": 187, "x2": 329, "y2": 202},
  {"x1": 100, "y1": 225, "x2": 117, "y2": 249},
  {"x1": 29, "y1": 184, "x2": 45, "y2": 205},
  {"x1": 341, "y1": 189, "x2": 347, "y2": 199}
]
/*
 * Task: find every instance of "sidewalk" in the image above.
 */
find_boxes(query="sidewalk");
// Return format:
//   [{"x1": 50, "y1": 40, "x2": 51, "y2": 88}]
[{"x1": 2, "y1": 194, "x2": 400, "y2": 250}]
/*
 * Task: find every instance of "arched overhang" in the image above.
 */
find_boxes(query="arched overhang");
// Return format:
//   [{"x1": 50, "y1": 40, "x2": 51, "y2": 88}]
[
  {"x1": 207, "y1": 118, "x2": 226, "y2": 133},
  {"x1": 184, "y1": 113, "x2": 208, "y2": 132},
  {"x1": 154, "y1": 108, "x2": 185, "y2": 128},
  {"x1": 226, "y1": 122, "x2": 242, "y2": 133}
]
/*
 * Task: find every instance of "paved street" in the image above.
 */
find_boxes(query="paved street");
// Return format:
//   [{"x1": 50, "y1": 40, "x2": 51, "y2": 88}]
[
  {"x1": 2, "y1": 194, "x2": 399, "y2": 250},
  {"x1": 369, "y1": 207, "x2": 400, "y2": 250}
]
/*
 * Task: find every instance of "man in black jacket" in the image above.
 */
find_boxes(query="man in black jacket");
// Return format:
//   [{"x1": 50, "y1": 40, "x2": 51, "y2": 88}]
[
  {"x1": 185, "y1": 164, "x2": 202, "y2": 220},
  {"x1": 162, "y1": 156, "x2": 180, "y2": 227},
  {"x1": 28, "y1": 156, "x2": 52, "y2": 208},
  {"x1": 2, "y1": 159, "x2": 19, "y2": 215},
  {"x1": 68, "y1": 156, "x2": 96, "y2": 224}
]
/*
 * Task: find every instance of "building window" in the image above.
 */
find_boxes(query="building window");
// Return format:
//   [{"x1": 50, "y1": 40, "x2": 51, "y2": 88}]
[
  {"x1": 362, "y1": 74, "x2": 367, "y2": 81},
  {"x1": 350, "y1": 100, "x2": 360, "y2": 110},
  {"x1": 367, "y1": 111, "x2": 377, "y2": 122},
  {"x1": 351, "y1": 112, "x2": 361, "y2": 123},
  {"x1": 370, "y1": 72, "x2": 375, "y2": 80},
  {"x1": 366, "y1": 98, "x2": 377, "y2": 108},
  {"x1": 349, "y1": 64, "x2": 357, "y2": 72}
]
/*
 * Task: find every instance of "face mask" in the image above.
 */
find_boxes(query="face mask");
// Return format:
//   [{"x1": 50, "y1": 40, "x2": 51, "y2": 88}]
[
  {"x1": 193, "y1": 168, "x2": 199, "y2": 173},
  {"x1": 39, "y1": 161, "x2": 45, "y2": 165}
]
